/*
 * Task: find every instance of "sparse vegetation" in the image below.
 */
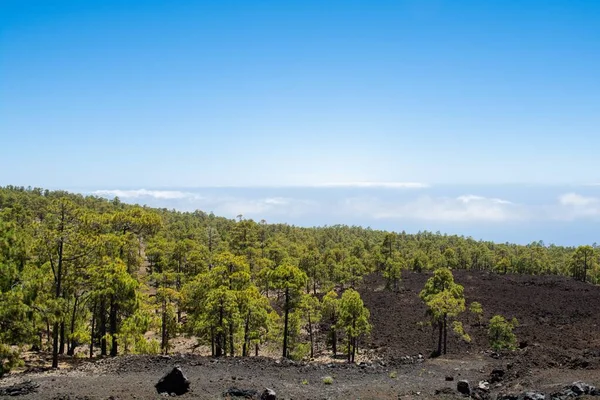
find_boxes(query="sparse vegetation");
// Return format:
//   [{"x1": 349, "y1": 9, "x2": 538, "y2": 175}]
[
  {"x1": 322, "y1": 376, "x2": 334, "y2": 384},
  {"x1": 0, "y1": 185, "x2": 598, "y2": 372},
  {"x1": 488, "y1": 315, "x2": 519, "y2": 350},
  {"x1": 469, "y1": 301, "x2": 484, "y2": 326}
]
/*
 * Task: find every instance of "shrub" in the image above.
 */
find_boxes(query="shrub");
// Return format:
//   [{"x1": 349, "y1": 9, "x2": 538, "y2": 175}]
[
  {"x1": 322, "y1": 376, "x2": 334, "y2": 384},
  {"x1": 289, "y1": 343, "x2": 310, "y2": 361},
  {"x1": 488, "y1": 315, "x2": 518, "y2": 350},
  {"x1": 452, "y1": 321, "x2": 471, "y2": 343},
  {"x1": 469, "y1": 302, "x2": 483, "y2": 325},
  {"x1": 0, "y1": 343, "x2": 21, "y2": 378}
]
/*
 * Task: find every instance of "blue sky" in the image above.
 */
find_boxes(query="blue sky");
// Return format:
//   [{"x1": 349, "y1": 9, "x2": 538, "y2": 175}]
[{"x1": 1, "y1": 1, "x2": 599, "y2": 244}]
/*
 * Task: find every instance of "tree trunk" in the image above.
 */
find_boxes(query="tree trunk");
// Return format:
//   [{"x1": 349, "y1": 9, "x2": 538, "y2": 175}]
[
  {"x1": 351, "y1": 319, "x2": 356, "y2": 363},
  {"x1": 255, "y1": 343, "x2": 259, "y2": 357},
  {"x1": 229, "y1": 322, "x2": 234, "y2": 357},
  {"x1": 100, "y1": 297, "x2": 107, "y2": 356},
  {"x1": 109, "y1": 296, "x2": 118, "y2": 356},
  {"x1": 210, "y1": 326, "x2": 215, "y2": 357},
  {"x1": 437, "y1": 320, "x2": 443, "y2": 357},
  {"x1": 51, "y1": 322, "x2": 60, "y2": 369},
  {"x1": 282, "y1": 287, "x2": 290, "y2": 358},
  {"x1": 215, "y1": 304, "x2": 224, "y2": 357},
  {"x1": 67, "y1": 296, "x2": 79, "y2": 356},
  {"x1": 308, "y1": 313, "x2": 314, "y2": 359},
  {"x1": 89, "y1": 302, "x2": 96, "y2": 359},
  {"x1": 59, "y1": 322, "x2": 66, "y2": 354},
  {"x1": 161, "y1": 300, "x2": 167, "y2": 354},
  {"x1": 332, "y1": 326, "x2": 337, "y2": 356},
  {"x1": 242, "y1": 313, "x2": 250, "y2": 357},
  {"x1": 347, "y1": 337, "x2": 352, "y2": 362},
  {"x1": 443, "y1": 313, "x2": 448, "y2": 355},
  {"x1": 46, "y1": 318, "x2": 51, "y2": 350},
  {"x1": 177, "y1": 260, "x2": 182, "y2": 323},
  {"x1": 51, "y1": 233, "x2": 64, "y2": 369}
]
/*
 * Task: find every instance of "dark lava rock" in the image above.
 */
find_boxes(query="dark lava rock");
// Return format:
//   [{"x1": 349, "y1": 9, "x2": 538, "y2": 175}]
[
  {"x1": 490, "y1": 368, "x2": 505, "y2": 383},
  {"x1": 571, "y1": 381, "x2": 596, "y2": 395},
  {"x1": 261, "y1": 388, "x2": 277, "y2": 400},
  {"x1": 155, "y1": 366, "x2": 190, "y2": 396},
  {"x1": 549, "y1": 390, "x2": 577, "y2": 400},
  {"x1": 0, "y1": 380, "x2": 39, "y2": 396},
  {"x1": 548, "y1": 381, "x2": 600, "y2": 399},
  {"x1": 457, "y1": 380, "x2": 471, "y2": 395},
  {"x1": 223, "y1": 387, "x2": 259, "y2": 399},
  {"x1": 445, "y1": 376, "x2": 454, "y2": 381}
]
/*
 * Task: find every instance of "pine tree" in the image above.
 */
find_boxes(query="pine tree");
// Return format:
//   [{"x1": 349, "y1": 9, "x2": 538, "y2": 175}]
[
  {"x1": 338, "y1": 289, "x2": 371, "y2": 363},
  {"x1": 419, "y1": 268, "x2": 466, "y2": 356}
]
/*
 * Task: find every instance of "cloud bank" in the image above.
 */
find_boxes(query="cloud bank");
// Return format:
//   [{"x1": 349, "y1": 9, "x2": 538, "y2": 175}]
[
  {"x1": 93, "y1": 189, "x2": 200, "y2": 200},
  {"x1": 91, "y1": 188, "x2": 600, "y2": 224},
  {"x1": 341, "y1": 195, "x2": 521, "y2": 222}
]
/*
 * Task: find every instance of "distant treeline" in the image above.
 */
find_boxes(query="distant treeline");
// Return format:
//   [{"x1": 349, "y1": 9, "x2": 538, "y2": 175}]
[{"x1": 0, "y1": 185, "x2": 597, "y2": 374}]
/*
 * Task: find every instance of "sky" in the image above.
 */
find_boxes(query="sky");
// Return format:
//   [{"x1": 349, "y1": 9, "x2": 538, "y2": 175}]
[{"x1": 1, "y1": 1, "x2": 600, "y2": 244}]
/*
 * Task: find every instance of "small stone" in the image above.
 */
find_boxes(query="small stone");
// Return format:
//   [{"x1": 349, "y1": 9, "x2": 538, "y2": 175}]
[
  {"x1": 261, "y1": 388, "x2": 277, "y2": 400},
  {"x1": 522, "y1": 392, "x2": 545, "y2": 400},
  {"x1": 445, "y1": 376, "x2": 454, "y2": 381},
  {"x1": 457, "y1": 380, "x2": 471, "y2": 395},
  {"x1": 571, "y1": 381, "x2": 591, "y2": 395}
]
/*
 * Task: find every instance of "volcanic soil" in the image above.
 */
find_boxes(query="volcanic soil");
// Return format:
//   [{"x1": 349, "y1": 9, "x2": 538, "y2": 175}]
[{"x1": 1, "y1": 270, "x2": 599, "y2": 399}]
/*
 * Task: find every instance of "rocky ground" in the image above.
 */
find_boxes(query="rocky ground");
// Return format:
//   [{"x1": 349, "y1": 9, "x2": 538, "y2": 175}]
[{"x1": 1, "y1": 270, "x2": 599, "y2": 399}]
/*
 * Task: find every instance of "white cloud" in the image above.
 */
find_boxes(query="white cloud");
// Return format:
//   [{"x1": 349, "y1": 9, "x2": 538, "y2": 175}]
[
  {"x1": 558, "y1": 193, "x2": 598, "y2": 207},
  {"x1": 263, "y1": 197, "x2": 289, "y2": 205},
  {"x1": 555, "y1": 193, "x2": 600, "y2": 219},
  {"x1": 343, "y1": 194, "x2": 521, "y2": 222},
  {"x1": 316, "y1": 181, "x2": 429, "y2": 189},
  {"x1": 213, "y1": 197, "x2": 318, "y2": 218},
  {"x1": 91, "y1": 188, "x2": 600, "y2": 225},
  {"x1": 457, "y1": 195, "x2": 513, "y2": 205},
  {"x1": 93, "y1": 189, "x2": 200, "y2": 200}
]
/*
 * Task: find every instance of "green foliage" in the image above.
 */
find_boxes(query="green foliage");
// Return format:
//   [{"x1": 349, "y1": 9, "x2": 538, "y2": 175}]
[
  {"x1": 338, "y1": 289, "x2": 371, "y2": 362},
  {"x1": 383, "y1": 253, "x2": 403, "y2": 292},
  {"x1": 469, "y1": 301, "x2": 483, "y2": 325},
  {"x1": 322, "y1": 376, "x2": 334, "y2": 384},
  {"x1": 289, "y1": 342, "x2": 310, "y2": 361},
  {"x1": 411, "y1": 250, "x2": 429, "y2": 272},
  {"x1": 419, "y1": 268, "x2": 466, "y2": 355},
  {"x1": 570, "y1": 245, "x2": 598, "y2": 283},
  {"x1": 0, "y1": 343, "x2": 21, "y2": 378},
  {"x1": 452, "y1": 321, "x2": 471, "y2": 343},
  {"x1": 488, "y1": 315, "x2": 518, "y2": 350}
]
